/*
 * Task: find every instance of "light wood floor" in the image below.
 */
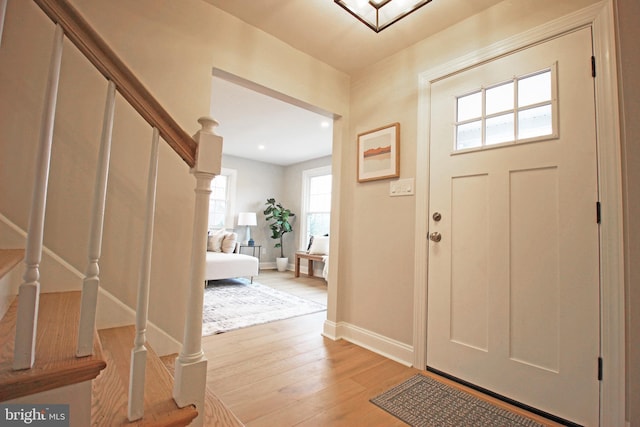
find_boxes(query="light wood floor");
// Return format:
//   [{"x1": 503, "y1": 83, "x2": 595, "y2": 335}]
[
  {"x1": 252, "y1": 270, "x2": 328, "y2": 306},
  {"x1": 202, "y1": 270, "x2": 564, "y2": 427}
]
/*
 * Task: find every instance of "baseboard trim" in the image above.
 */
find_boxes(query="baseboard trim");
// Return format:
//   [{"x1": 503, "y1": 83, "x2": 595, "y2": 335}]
[
  {"x1": 0, "y1": 213, "x2": 82, "y2": 291},
  {"x1": 97, "y1": 287, "x2": 182, "y2": 356},
  {"x1": 327, "y1": 321, "x2": 413, "y2": 367},
  {"x1": 322, "y1": 319, "x2": 338, "y2": 340},
  {"x1": 259, "y1": 262, "x2": 294, "y2": 272}
]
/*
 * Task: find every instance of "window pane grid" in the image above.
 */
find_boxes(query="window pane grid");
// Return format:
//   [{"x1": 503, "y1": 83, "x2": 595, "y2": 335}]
[
  {"x1": 302, "y1": 171, "x2": 332, "y2": 249},
  {"x1": 209, "y1": 175, "x2": 228, "y2": 231},
  {"x1": 455, "y1": 67, "x2": 555, "y2": 152}
]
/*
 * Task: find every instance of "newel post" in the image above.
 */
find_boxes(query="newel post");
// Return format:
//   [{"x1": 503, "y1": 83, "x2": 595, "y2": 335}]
[{"x1": 173, "y1": 117, "x2": 222, "y2": 426}]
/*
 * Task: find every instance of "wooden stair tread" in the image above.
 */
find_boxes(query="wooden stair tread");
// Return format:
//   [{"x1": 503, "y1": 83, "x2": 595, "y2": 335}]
[
  {"x1": 0, "y1": 291, "x2": 106, "y2": 401},
  {"x1": 93, "y1": 326, "x2": 198, "y2": 426},
  {"x1": 160, "y1": 354, "x2": 244, "y2": 427},
  {"x1": 0, "y1": 249, "x2": 25, "y2": 281}
]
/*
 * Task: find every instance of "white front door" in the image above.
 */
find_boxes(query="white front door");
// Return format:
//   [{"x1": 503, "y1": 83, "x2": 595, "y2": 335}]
[{"x1": 427, "y1": 27, "x2": 600, "y2": 426}]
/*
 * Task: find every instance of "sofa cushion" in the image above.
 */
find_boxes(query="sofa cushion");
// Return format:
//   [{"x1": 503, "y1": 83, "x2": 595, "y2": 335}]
[
  {"x1": 308, "y1": 235, "x2": 329, "y2": 255},
  {"x1": 208, "y1": 228, "x2": 227, "y2": 252},
  {"x1": 221, "y1": 232, "x2": 238, "y2": 253}
]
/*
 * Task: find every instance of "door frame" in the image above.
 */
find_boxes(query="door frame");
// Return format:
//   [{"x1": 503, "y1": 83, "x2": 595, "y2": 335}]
[{"x1": 412, "y1": 1, "x2": 625, "y2": 426}]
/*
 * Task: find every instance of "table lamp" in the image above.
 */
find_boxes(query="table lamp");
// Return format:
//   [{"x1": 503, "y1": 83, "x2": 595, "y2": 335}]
[{"x1": 237, "y1": 212, "x2": 257, "y2": 246}]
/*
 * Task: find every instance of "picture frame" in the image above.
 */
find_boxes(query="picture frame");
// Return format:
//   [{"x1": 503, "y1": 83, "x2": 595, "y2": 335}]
[{"x1": 357, "y1": 123, "x2": 400, "y2": 183}]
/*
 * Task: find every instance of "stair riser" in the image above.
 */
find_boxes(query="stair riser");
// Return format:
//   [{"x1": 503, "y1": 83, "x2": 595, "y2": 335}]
[{"x1": 3, "y1": 381, "x2": 91, "y2": 427}]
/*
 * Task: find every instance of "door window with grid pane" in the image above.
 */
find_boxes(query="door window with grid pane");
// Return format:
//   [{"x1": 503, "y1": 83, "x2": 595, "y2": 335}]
[
  {"x1": 301, "y1": 166, "x2": 332, "y2": 249},
  {"x1": 455, "y1": 65, "x2": 557, "y2": 152}
]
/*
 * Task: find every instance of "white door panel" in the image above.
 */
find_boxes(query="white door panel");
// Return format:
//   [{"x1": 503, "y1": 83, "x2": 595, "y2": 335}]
[{"x1": 427, "y1": 27, "x2": 599, "y2": 426}]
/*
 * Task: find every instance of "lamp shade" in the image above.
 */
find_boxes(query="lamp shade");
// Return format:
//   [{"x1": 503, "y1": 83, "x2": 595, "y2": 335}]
[{"x1": 237, "y1": 212, "x2": 257, "y2": 227}]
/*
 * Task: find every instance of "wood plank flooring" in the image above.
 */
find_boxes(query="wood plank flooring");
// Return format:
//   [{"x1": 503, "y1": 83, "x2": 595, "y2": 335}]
[{"x1": 202, "y1": 270, "x2": 564, "y2": 427}]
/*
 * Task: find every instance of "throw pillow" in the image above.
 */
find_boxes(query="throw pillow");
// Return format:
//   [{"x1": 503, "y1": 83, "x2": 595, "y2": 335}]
[
  {"x1": 308, "y1": 235, "x2": 329, "y2": 255},
  {"x1": 210, "y1": 228, "x2": 227, "y2": 252},
  {"x1": 221, "y1": 232, "x2": 238, "y2": 254}
]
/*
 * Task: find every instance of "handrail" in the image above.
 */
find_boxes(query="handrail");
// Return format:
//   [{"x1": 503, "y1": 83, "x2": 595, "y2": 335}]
[{"x1": 32, "y1": 0, "x2": 197, "y2": 167}]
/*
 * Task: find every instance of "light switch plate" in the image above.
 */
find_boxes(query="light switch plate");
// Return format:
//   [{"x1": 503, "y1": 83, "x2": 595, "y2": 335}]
[{"x1": 390, "y1": 178, "x2": 415, "y2": 197}]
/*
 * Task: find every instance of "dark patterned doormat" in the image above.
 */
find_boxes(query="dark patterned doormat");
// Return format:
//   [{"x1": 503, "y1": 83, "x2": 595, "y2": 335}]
[{"x1": 370, "y1": 375, "x2": 544, "y2": 427}]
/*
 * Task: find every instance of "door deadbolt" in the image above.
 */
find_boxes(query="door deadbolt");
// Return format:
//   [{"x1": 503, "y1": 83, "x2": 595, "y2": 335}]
[
  {"x1": 432, "y1": 212, "x2": 442, "y2": 222},
  {"x1": 429, "y1": 232, "x2": 442, "y2": 242}
]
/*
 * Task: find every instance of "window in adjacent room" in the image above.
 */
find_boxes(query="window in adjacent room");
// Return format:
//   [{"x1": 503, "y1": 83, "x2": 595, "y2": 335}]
[
  {"x1": 208, "y1": 168, "x2": 237, "y2": 231},
  {"x1": 300, "y1": 166, "x2": 332, "y2": 250}
]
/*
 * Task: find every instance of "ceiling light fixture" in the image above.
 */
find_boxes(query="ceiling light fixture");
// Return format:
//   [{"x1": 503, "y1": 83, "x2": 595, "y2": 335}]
[{"x1": 335, "y1": 0, "x2": 433, "y2": 33}]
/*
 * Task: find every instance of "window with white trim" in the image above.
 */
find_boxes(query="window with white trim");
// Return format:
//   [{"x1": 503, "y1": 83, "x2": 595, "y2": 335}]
[
  {"x1": 208, "y1": 168, "x2": 237, "y2": 231},
  {"x1": 455, "y1": 65, "x2": 557, "y2": 152},
  {"x1": 300, "y1": 166, "x2": 332, "y2": 250}
]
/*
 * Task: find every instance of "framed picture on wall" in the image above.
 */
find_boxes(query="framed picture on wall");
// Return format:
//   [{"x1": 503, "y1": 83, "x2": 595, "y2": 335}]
[{"x1": 357, "y1": 123, "x2": 400, "y2": 182}]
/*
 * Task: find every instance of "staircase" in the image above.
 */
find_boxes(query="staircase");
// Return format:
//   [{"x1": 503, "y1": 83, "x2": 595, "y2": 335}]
[
  {"x1": 0, "y1": 0, "x2": 238, "y2": 425},
  {"x1": 0, "y1": 253, "x2": 201, "y2": 425}
]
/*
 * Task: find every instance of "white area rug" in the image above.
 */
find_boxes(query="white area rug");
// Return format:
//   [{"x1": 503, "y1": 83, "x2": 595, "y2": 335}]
[{"x1": 202, "y1": 278, "x2": 326, "y2": 336}]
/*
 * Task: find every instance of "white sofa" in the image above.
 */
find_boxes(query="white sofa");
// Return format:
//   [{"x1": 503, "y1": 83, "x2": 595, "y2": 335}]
[
  {"x1": 205, "y1": 230, "x2": 259, "y2": 282},
  {"x1": 205, "y1": 250, "x2": 259, "y2": 282}
]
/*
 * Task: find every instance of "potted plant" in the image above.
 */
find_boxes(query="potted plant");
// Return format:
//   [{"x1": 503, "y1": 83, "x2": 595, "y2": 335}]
[{"x1": 264, "y1": 198, "x2": 295, "y2": 272}]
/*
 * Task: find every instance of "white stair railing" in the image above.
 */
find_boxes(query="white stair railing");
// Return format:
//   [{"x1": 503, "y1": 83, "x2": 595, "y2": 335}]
[
  {"x1": 128, "y1": 127, "x2": 160, "y2": 421},
  {"x1": 13, "y1": 24, "x2": 64, "y2": 371},
  {"x1": 10, "y1": 2, "x2": 221, "y2": 423},
  {"x1": 77, "y1": 80, "x2": 116, "y2": 357},
  {"x1": 173, "y1": 117, "x2": 223, "y2": 427}
]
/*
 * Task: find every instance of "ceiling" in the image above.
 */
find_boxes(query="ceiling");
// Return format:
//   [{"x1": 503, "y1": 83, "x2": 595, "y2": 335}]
[
  {"x1": 211, "y1": 74, "x2": 334, "y2": 166},
  {"x1": 204, "y1": 0, "x2": 505, "y2": 165}
]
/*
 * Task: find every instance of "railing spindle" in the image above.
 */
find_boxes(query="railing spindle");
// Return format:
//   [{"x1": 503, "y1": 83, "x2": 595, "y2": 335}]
[
  {"x1": 13, "y1": 24, "x2": 64, "y2": 371},
  {"x1": 128, "y1": 127, "x2": 160, "y2": 421},
  {"x1": 76, "y1": 81, "x2": 116, "y2": 357},
  {"x1": 0, "y1": 0, "x2": 7, "y2": 46}
]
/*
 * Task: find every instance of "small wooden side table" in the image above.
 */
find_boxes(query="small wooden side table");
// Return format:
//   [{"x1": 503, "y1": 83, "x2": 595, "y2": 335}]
[{"x1": 294, "y1": 251, "x2": 325, "y2": 278}]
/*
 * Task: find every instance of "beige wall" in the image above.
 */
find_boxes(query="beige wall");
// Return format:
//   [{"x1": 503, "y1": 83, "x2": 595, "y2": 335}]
[
  {"x1": 614, "y1": 0, "x2": 640, "y2": 424},
  {"x1": 339, "y1": 0, "x2": 600, "y2": 345},
  {"x1": 2, "y1": 0, "x2": 635, "y2": 420},
  {"x1": 0, "y1": 0, "x2": 348, "y2": 341}
]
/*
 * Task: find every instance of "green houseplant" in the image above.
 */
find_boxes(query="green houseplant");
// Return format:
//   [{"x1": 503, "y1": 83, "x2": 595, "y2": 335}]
[{"x1": 264, "y1": 198, "x2": 295, "y2": 271}]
